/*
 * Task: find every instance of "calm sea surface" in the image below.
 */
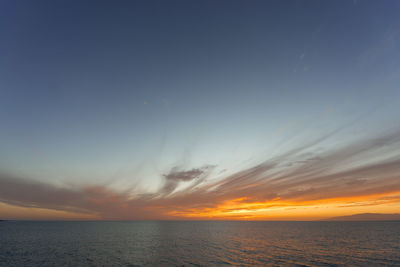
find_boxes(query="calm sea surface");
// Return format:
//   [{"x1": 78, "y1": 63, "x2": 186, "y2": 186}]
[{"x1": 0, "y1": 221, "x2": 399, "y2": 266}]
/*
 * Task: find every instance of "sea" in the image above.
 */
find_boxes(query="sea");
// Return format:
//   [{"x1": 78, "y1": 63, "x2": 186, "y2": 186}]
[{"x1": 0, "y1": 221, "x2": 399, "y2": 266}]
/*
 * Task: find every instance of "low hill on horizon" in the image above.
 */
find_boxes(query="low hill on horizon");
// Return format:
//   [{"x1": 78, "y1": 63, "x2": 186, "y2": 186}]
[{"x1": 323, "y1": 213, "x2": 400, "y2": 221}]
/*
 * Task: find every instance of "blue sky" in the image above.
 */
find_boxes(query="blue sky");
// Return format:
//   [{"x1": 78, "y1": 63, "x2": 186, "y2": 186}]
[{"x1": 1, "y1": 0, "x2": 400, "y2": 219}]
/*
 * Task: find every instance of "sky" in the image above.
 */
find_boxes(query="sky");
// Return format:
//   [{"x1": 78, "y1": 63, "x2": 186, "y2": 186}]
[{"x1": 1, "y1": 0, "x2": 400, "y2": 220}]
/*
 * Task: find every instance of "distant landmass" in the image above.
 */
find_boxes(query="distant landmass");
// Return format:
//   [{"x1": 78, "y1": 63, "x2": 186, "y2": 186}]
[{"x1": 323, "y1": 213, "x2": 400, "y2": 221}]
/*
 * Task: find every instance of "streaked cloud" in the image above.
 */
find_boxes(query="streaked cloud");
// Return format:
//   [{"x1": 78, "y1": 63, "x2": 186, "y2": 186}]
[
  {"x1": 1, "y1": 127, "x2": 400, "y2": 220},
  {"x1": 159, "y1": 165, "x2": 214, "y2": 196}
]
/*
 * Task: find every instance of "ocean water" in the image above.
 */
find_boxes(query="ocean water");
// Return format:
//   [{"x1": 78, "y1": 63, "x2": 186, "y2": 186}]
[{"x1": 0, "y1": 221, "x2": 399, "y2": 266}]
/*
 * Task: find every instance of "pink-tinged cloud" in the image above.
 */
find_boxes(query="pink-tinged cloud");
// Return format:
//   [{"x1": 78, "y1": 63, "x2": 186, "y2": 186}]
[{"x1": 1, "y1": 128, "x2": 400, "y2": 220}]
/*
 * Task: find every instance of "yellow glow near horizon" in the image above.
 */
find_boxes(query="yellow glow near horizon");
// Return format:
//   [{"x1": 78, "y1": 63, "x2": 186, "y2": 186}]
[
  {"x1": 2, "y1": 191, "x2": 399, "y2": 220},
  {"x1": 168, "y1": 192, "x2": 400, "y2": 220}
]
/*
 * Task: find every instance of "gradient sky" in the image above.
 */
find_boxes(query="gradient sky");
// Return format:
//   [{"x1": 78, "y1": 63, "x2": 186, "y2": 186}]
[{"x1": 1, "y1": 0, "x2": 400, "y2": 220}]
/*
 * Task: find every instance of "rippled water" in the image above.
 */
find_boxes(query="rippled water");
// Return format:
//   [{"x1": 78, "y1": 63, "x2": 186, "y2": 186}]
[{"x1": 1, "y1": 221, "x2": 399, "y2": 266}]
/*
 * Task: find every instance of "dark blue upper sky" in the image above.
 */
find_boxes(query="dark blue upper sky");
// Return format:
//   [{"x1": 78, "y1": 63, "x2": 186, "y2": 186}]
[{"x1": 1, "y1": 0, "x2": 400, "y2": 192}]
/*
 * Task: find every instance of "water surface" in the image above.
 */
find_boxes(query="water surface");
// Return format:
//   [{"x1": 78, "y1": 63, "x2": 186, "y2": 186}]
[{"x1": 1, "y1": 221, "x2": 399, "y2": 266}]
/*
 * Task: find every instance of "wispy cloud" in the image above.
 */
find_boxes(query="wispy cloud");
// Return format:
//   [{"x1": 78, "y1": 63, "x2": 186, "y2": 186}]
[
  {"x1": 1, "y1": 128, "x2": 400, "y2": 220},
  {"x1": 159, "y1": 165, "x2": 214, "y2": 196}
]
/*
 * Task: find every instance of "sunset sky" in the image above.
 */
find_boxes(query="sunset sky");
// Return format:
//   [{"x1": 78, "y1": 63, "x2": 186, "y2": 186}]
[{"x1": 1, "y1": 0, "x2": 400, "y2": 220}]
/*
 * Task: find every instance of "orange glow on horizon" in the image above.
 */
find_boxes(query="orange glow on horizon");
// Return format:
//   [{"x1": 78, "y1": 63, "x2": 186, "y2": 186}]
[
  {"x1": 167, "y1": 191, "x2": 400, "y2": 220},
  {"x1": 2, "y1": 191, "x2": 399, "y2": 220}
]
